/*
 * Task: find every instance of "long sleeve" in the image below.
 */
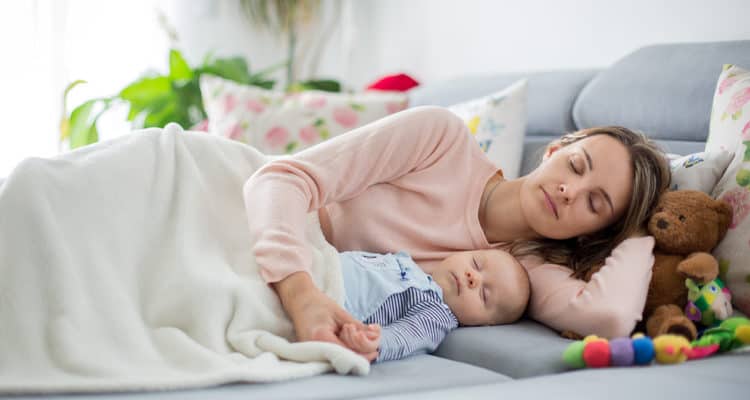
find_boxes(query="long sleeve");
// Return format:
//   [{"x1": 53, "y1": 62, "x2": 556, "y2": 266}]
[
  {"x1": 523, "y1": 236, "x2": 655, "y2": 338},
  {"x1": 242, "y1": 106, "x2": 482, "y2": 283},
  {"x1": 367, "y1": 288, "x2": 459, "y2": 363}
]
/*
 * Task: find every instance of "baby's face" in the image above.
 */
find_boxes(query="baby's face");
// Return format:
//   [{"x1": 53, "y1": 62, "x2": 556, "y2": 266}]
[{"x1": 432, "y1": 249, "x2": 529, "y2": 326}]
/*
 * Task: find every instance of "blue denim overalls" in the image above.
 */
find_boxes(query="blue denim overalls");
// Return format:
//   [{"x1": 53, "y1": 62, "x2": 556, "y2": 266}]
[{"x1": 338, "y1": 250, "x2": 445, "y2": 321}]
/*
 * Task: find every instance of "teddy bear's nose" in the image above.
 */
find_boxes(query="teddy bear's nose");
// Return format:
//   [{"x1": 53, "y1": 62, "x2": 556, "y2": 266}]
[{"x1": 657, "y1": 219, "x2": 669, "y2": 230}]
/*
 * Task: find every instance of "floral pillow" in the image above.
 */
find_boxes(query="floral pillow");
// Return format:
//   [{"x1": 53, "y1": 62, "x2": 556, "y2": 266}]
[
  {"x1": 668, "y1": 150, "x2": 733, "y2": 193},
  {"x1": 706, "y1": 64, "x2": 750, "y2": 316},
  {"x1": 200, "y1": 75, "x2": 409, "y2": 154},
  {"x1": 448, "y1": 80, "x2": 527, "y2": 179}
]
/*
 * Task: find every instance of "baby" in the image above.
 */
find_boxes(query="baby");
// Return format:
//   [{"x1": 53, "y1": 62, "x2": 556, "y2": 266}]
[{"x1": 336, "y1": 248, "x2": 530, "y2": 363}]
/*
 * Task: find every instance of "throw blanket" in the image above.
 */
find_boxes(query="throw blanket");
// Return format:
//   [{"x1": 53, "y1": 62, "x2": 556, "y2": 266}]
[{"x1": 0, "y1": 124, "x2": 369, "y2": 394}]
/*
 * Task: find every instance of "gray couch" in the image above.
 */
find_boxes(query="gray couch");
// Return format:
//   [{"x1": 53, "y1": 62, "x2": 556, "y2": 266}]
[{"x1": 10, "y1": 41, "x2": 750, "y2": 400}]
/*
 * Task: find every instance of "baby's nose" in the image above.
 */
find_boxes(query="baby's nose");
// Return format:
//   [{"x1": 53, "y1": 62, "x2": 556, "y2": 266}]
[{"x1": 465, "y1": 270, "x2": 478, "y2": 289}]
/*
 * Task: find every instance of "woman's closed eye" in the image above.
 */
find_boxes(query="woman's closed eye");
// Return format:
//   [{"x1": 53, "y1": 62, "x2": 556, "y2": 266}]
[
  {"x1": 569, "y1": 156, "x2": 584, "y2": 175},
  {"x1": 589, "y1": 193, "x2": 599, "y2": 214},
  {"x1": 570, "y1": 156, "x2": 601, "y2": 215}
]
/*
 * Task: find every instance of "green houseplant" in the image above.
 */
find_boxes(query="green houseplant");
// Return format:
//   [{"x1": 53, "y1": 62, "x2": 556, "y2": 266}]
[
  {"x1": 60, "y1": 49, "x2": 280, "y2": 149},
  {"x1": 61, "y1": 48, "x2": 341, "y2": 150}
]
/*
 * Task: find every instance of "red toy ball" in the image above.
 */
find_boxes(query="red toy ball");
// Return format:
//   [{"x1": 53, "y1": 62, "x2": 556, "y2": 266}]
[{"x1": 582, "y1": 340, "x2": 611, "y2": 367}]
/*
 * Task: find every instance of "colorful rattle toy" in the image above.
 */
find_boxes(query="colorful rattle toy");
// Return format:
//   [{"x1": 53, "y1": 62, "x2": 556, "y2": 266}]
[
  {"x1": 562, "y1": 334, "x2": 655, "y2": 368},
  {"x1": 562, "y1": 317, "x2": 750, "y2": 369},
  {"x1": 684, "y1": 277, "x2": 733, "y2": 327}
]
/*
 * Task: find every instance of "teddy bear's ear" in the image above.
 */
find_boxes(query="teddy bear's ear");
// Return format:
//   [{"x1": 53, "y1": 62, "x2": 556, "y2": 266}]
[{"x1": 713, "y1": 199, "x2": 733, "y2": 241}]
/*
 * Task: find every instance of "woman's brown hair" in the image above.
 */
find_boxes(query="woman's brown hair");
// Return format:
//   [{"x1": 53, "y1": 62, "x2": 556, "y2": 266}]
[{"x1": 505, "y1": 126, "x2": 671, "y2": 279}]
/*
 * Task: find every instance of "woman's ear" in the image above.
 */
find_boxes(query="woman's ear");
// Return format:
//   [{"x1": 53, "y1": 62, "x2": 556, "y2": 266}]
[{"x1": 543, "y1": 144, "x2": 562, "y2": 161}]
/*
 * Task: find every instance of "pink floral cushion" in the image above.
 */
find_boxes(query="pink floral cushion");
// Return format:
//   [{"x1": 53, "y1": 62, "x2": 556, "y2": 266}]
[
  {"x1": 200, "y1": 75, "x2": 409, "y2": 154},
  {"x1": 706, "y1": 64, "x2": 750, "y2": 316}
]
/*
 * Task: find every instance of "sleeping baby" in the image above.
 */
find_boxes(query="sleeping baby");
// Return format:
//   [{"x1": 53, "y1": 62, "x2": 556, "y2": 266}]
[{"x1": 336, "y1": 248, "x2": 530, "y2": 363}]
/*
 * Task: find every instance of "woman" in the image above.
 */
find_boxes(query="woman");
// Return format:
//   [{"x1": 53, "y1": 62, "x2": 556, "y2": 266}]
[{"x1": 243, "y1": 106, "x2": 670, "y2": 358}]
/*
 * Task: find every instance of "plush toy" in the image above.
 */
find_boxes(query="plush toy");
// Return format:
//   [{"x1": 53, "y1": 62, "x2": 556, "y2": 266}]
[
  {"x1": 692, "y1": 316, "x2": 750, "y2": 352},
  {"x1": 641, "y1": 190, "x2": 733, "y2": 341},
  {"x1": 652, "y1": 334, "x2": 694, "y2": 364},
  {"x1": 684, "y1": 277, "x2": 733, "y2": 327},
  {"x1": 561, "y1": 190, "x2": 733, "y2": 342}
]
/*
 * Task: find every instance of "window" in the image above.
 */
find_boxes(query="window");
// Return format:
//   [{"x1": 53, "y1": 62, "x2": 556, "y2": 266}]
[{"x1": 0, "y1": 0, "x2": 168, "y2": 177}]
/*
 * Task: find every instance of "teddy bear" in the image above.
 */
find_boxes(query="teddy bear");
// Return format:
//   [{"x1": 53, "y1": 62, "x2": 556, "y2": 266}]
[
  {"x1": 639, "y1": 190, "x2": 732, "y2": 341},
  {"x1": 562, "y1": 190, "x2": 733, "y2": 342}
]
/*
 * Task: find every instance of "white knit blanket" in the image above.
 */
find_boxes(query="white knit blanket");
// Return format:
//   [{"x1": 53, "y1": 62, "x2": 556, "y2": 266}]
[{"x1": 0, "y1": 124, "x2": 368, "y2": 394}]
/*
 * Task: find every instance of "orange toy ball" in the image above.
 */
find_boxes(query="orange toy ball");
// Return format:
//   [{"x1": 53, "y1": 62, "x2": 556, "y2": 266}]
[{"x1": 582, "y1": 340, "x2": 611, "y2": 367}]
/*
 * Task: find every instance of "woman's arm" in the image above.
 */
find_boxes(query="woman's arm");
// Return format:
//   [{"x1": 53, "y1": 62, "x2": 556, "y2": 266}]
[
  {"x1": 524, "y1": 236, "x2": 655, "y2": 338},
  {"x1": 243, "y1": 106, "x2": 470, "y2": 283},
  {"x1": 243, "y1": 106, "x2": 471, "y2": 345}
]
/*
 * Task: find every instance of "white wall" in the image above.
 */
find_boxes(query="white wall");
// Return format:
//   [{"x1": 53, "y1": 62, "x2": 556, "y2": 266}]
[
  {"x1": 1, "y1": 0, "x2": 748, "y2": 177},
  {"x1": 164, "y1": 0, "x2": 750, "y2": 89}
]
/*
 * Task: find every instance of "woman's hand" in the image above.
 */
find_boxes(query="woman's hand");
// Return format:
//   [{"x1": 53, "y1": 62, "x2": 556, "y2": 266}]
[{"x1": 272, "y1": 271, "x2": 375, "y2": 359}]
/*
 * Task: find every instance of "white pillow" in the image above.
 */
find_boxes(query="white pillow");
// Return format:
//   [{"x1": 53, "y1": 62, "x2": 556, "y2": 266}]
[
  {"x1": 448, "y1": 80, "x2": 528, "y2": 179},
  {"x1": 199, "y1": 75, "x2": 409, "y2": 154},
  {"x1": 668, "y1": 150, "x2": 733, "y2": 193},
  {"x1": 706, "y1": 64, "x2": 750, "y2": 316}
]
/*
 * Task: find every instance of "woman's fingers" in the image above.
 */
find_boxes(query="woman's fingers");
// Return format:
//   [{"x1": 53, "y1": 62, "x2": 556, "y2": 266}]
[
  {"x1": 335, "y1": 308, "x2": 366, "y2": 330},
  {"x1": 310, "y1": 325, "x2": 349, "y2": 348}
]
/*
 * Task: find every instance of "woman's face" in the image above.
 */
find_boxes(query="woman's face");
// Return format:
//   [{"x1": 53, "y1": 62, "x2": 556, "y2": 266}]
[{"x1": 519, "y1": 134, "x2": 634, "y2": 240}]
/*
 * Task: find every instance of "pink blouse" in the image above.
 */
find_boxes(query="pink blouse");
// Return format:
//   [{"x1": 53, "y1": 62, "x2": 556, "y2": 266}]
[{"x1": 243, "y1": 106, "x2": 654, "y2": 338}]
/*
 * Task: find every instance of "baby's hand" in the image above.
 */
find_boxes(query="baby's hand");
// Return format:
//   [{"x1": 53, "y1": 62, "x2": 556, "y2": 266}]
[{"x1": 339, "y1": 323, "x2": 380, "y2": 362}]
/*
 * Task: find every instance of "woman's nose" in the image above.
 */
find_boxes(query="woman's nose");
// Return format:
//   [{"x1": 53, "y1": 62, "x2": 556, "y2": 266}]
[
  {"x1": 558, "y1": 183, "x2": 578, "y2": 203},
  {"x1": 465, "y1": 270, "x2": 479, "y2": 289}
]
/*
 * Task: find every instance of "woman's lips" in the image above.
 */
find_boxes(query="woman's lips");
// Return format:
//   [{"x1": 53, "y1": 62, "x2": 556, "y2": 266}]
[
  {"x1": 451, "y1": 272, "x2": 461, "y2": 295},
  {"x1": 542, "y1": 188, "x2": 559, "y2": 219}
]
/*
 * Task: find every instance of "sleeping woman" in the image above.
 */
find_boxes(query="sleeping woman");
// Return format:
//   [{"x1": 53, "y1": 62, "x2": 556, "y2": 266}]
[{"x1": 243, "y1": 106, "x2": 671, "y2": 359}]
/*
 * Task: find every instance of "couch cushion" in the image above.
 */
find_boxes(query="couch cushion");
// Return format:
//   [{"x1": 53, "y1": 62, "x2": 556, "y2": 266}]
[
  {"x1": 371, "y1": 352, "x2": 750, "y2": 400},
  {"x1": 573, "y1": 40, "x2": 750, "y2": 143},
  {"x1": 410, "y1": 70, "x2": 597, "y2": 137},
  {"x1": 8, "y1": 355, "x2": 509, "y2": 400},
  {"x1": 433, "y1": 320, "x2": 571, "y2": 379}
]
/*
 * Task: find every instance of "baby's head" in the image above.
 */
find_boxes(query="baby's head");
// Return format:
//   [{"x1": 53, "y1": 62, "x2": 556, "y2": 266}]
[{"x1": 432, "y1": 249, "x2": 529, "y2": 326}]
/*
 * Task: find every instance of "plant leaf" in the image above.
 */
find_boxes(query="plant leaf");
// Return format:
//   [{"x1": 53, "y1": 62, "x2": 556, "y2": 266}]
[
  {"x1": 119, "y1": 76, "x2": 171, "y2": 108},
  {"x1": 69, "y1": 100, "x2": 100, "y2": 149},
  {"x1": 201, "y1": 57, "x2": 251, "y2": 84},
  {"x1": 295, "y1": 79, "x2": 341, "y2": 93},
  {"x1": 60, "y1": 80, "x2": 88, "y2": 141},
  {"x1": 143, "y1": 99, "x2": 178, "y2": 128},
  {"x1": 169, "y1": 49, "x2": 193, "y2": 81}
]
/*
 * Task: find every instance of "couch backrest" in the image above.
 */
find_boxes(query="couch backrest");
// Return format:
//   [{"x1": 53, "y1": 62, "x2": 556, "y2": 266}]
[
  {"x1": 409, "y1": 40, "x2": 750, "y2": 175},
  {"x1": 574, "y1": 40, "x2": 750, "y2": 156}
]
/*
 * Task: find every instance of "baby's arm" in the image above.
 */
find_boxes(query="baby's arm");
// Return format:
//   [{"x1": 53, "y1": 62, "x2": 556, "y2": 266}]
[{"x1": 374, "y1": 290, "x2": 459, "y2": 362}]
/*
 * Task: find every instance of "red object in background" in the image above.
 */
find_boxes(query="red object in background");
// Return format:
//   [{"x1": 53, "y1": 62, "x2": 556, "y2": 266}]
[{"x1": 366, "y1": 73, "x2": 419, "y2": 92}]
